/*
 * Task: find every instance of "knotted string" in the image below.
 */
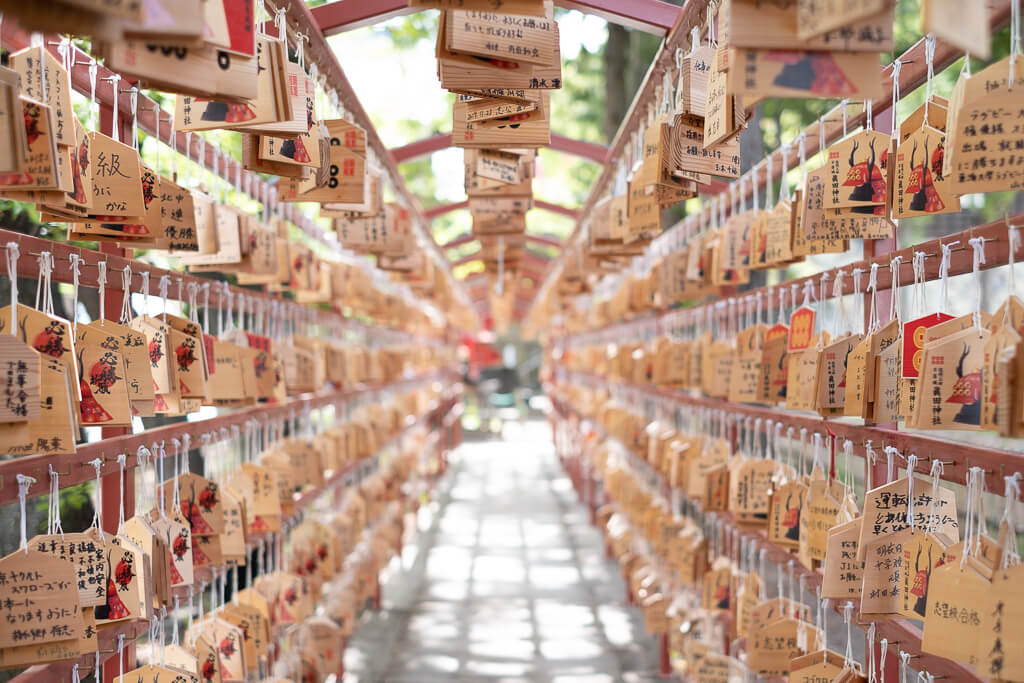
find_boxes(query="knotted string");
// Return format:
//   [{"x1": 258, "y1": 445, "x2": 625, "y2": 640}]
[
  {"x1": 939, "y1": 241, "x2": 957, "y2": 314},
  {"x1": 6, "y1": 242, "x2": 18, "y2": 333},
  {"x1": 120, "y1": 266, "x2": 133, "y2": 324},
  {"x1": 16, "y1": 474, "x2": 34, "y2": 553},
  {"x1": 969, "y1": 237, "x2": 987, "y2": 331}
]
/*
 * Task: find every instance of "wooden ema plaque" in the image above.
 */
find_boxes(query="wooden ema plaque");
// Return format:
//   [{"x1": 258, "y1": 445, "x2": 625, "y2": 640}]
[{"x1": 0, "y1": 549, "x2": 86, "y2": 649}]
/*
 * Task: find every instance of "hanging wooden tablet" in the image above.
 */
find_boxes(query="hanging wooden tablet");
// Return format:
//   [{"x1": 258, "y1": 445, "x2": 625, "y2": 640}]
[
  {"x1": 0, "y1": 354, "x2": 75, "y2": 455},
  {"x1": 0, "y1": 99, "x2": 59, "y2": 190},
  {"x1": 92, "y1": 536, "x2": 142, "y2": 624},
  {"x1": 230, "y1": 464, "x2": 281, "y2": 533},
  {"x1": 761, "y1": 324, "x2": 789, "y2": 404},
  {"x1": 204, "y1": 339, "x2": 245, "y2": 404},
  {"x1": 729, "y1": 324, "x2": 765, "y2": 403},
  {"x1": 627, "y1": 177, "x2": 661, "y2": 242},
  {"x1": 445, "y1": 7, "x2": 555, "y2": 65},
  {"x1": 825, "y1": 130, "x2": 889, "y2": 211},
  {"x1": 121, "y1": 515, "x2": 169, "y2": 609},
  {"x1": 924, "y1": 0, "x2": 990, "y2": 61},
  {"x1": 129, "y1": 315, "x2": 172, "y2": 398},
  {"x1": 223, "y1": 600, "x2": 269, "y2": 673},
  {"x1": 74, "y1": 324, "x2": 131, "y2": 426},
  {"x1": 975, "y1": 562, "x2": 1024, "y2": 680},
  {"x1": 820, "y1": 517, "x2": 864, "y2": 599},
  {"x1": 795, "y1": 0, "x2": 890, "y2": 40},
  {"x1": 914, "y1": 326, "x2": 991, "y2": 430},
  {"x1": 166, "y1": 472, "x2": 225, "y2": 537},
  {"x1": 259, "y1": 129, "x2": 321, "y2": 170},
  {"x1": 950, "y1": 55, "x2": 1024, "y2": 194},
  {"x1": 84, "y1": 319, "x2": 153, "y2": 416},
  {"x1": 798, "y1": 478, "x2": 842, "y2": 568},
  {"x1": 786, "y1": 339, "x2": 825, "y2": 412},
  {"x1": 897, "y1": 530, "x2": 951, "y2": 620},
  {"x1": 727, "y1": 48, "x2": 883, "y2": 99},
  {"x1": 921, "y1": 561, "x2": 990, "y2": 666},
  {"x1": 892, "y1": 125, "x2": 960, "y2": 218},
  {"x1": 723, "y1": 0, "x2": 893, "y2": 50},
  {"x1": 703, "y1": 54, "x2": 738, "y2": 149},
  {"x1": 198, "y1": 617, "x2": 246, "y2": 681},
  {"x1": 165, "y1": 325, "x2": 206, "y2": 399},
  {"x1": 179, "y1": 205, "x2": 243, "y2": 267},
  {"x1": 149, "y1": 512, "x2": 193, "y2": 588},
  {"x1": 0, "y1": 548, "x2": 86, "y2": 649},
  {"x1": 675, "y1": 46, "x2": 715, "y2": 117},
  {"x1": 9, "y1": 47, "x2": 74, "y2": 148},
  {"x1": 158, "y1": 175, "x2": 200, "y2": 251},
  {"x1": 730, "y1": 458, "x2": 774, "y2": 524},
  {"x1": 452, "y1": 94, "x2": 551, "y2": 148},
  {"x1": 815, "y1": 334, "x2": 860, "y2": 415},
  {"x1": 104, "y1": 41, "x2": 257, "y2": 102},
  {"x1": 748, "y1": 617, "x2": 810, "y2": 677},
  {"x1": 899, "y1": 96, "x2": 948, "y2": 140},
  {"x1": 0, "y1": 302, "x2": 79, "y2": 400},
  {"x1": 29, "y1": 529, "x2": 108, "y2": 608},
  {"x1": 0, "y1": 68, "x2": 26, "y2": 176},
  {"x1": 768, "y1": 478, "x2": 807, "y2": 548},
  {"x1": 899, "y1": 310, "x2": 955, "y2": 423},
  {"x1": 982, "y1": 320, "x2": 1021, "y2": 430},
  {"x1": 789, "y1": 649, "x2": 846, "y2": 683},
  {"x1": 163, "y1": 644, "x2": 200, "y2": 680},
  {"x1": 463, "y1": 94, "x2": 539, "y2": 126},
  {"x1": 673, "y1": 113, "x2": 742, "y2": 178},
  {"x1": 77, "y1": 132, "x2": 145, "y2": 220},
  {"x1": 760, "y1": 200, "x2": 795, "y2": 267},
  {"x1": 869, "y1": 320, "x2": 902, "y2": 422},
  {"x1": 173, "y1": 41, "x2": 278, "y2": 131},
  {"x1": 856, "y1": 475, "x2": 959, "y2": 563}
]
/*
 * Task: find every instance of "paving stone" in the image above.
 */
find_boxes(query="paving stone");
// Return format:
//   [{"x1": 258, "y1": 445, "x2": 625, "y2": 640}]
[{"x1": 342, "y1": 421, "x2": 661, "y2": 683}]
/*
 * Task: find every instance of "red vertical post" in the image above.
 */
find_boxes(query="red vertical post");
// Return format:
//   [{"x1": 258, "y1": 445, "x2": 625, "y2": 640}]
[
  {"x1": 98, "y1": 98, "x2": 136, "y2": 683},
  {"x1": 337, "y1": 636, "x2": 346, "y2": 679},
  {"x1": 861, "y1": 103, "x2": 901, "y2": 683},
  {"x1": 659, "y1": 632, "x2": 671, "y2": 676}
]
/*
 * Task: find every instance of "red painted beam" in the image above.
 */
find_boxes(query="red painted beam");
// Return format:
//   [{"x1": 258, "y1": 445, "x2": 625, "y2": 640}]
[
  {"x1": 425, "y1": 199, "x2": 468, "y2": 220},
  {"x1": 534, "y1": 200, "x2": 579, "y2": 220},
  {"x1": 391, "y1": 132, "x2": 606, "y2": 164},
  {"x1": 452, "y1": 247, "x2": 552, "y2": 268},
  {"x1": 441, "y1": 233, "x2": 562, "y2": 252},
  {"x1": 391, "y1": 133, "x2": 452, "y2": 164},
  {"x1": 441, "y1": 233, "x2": 477, "y2": 250},
  {"x1": 314, "y1": 0, "x2": 679, "y2": 37},
  {"x1": 558, "y1": 0, "x2": 681, "y2": 35},
  {"x1": 426, "y1": 199, "x2": 578, "y2": 221},
  {"x1": 527, "y1": 234, "x2": 564, "y2": 249},
  {"x1": 551, "y1": 133, "x2": 607, "y2": 164},
  {"x1": 312, "y1": 0, "x2": 415, "y2": 36}
]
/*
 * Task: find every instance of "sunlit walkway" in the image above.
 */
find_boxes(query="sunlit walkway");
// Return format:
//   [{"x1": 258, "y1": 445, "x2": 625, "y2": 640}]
[{"x1": 342, "y1": 420, "x2": 661, "y2": 683}]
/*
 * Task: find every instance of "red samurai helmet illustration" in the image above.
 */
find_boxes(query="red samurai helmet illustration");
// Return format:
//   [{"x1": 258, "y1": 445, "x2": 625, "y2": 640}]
[{"x1": 948, "y1": 343, "x2": 982, "y2": 425}]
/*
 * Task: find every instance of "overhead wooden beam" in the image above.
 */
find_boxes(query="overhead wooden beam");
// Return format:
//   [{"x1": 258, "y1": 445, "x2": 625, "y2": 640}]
[
  {"x1": 441, "y1": 233, "x2": 563, "y2": 252},
  {"x1": 314, "y1": 0, "x2": 680, "y2": 37},
  {"x1": 534, "y1": 199, "x2": 580, "y2": 220},
  {"x1": 390, "y1": 132, "x2": 606, "y2": 164},
  {"x1": 312, "y1": 0, "x2": 414, "y2": 36},
  {"x1": 550, "y1": 133, "x2": 607, "y2": 163},
  {"x1": 426, "y1": 199, "x2": 579, "y2": 222},
  {"x1": 390, "y1": 133, "x2": 453, "y2": 164},
  {"x1": 526, "y1": 234, "x2": 564, "y2": 249},
  {"x1": 425, "y1": 199, "x2": 468, "y2": 220},
  {"x1": 557, "y1": 0, "x2": 681, "y2": 35}
]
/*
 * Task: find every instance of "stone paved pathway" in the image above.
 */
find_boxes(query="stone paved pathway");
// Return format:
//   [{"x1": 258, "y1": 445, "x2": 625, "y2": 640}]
[{"x1": 341, "y1": 420, "x2": 662, "y2": 683}]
